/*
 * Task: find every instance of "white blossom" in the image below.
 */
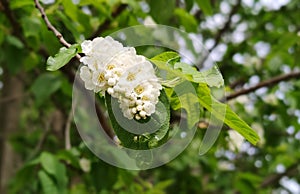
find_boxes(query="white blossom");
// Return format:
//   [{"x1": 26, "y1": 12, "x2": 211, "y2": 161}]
[
  {"x1": 227, "y1": 130, "x2": 244, "y2": 151},
  {"x1": 117, "y1": 79, "x2": 162, "y2": 120},
  {"x1": 79, "y1": 36, "x2": 162, "y2": 120},
  {"x1": 80, "y1": 66, "x2": 101, "y2": 92},
  {"x1": 115, "y1": 64, "x2": 162, "y2": 120},
  {"x1": 114, "y1": 61, "x2": 158, "y2": 91}
]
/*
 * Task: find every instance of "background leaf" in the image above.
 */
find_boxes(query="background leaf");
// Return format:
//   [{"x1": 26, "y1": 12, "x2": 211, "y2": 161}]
[
  {"x1": 38, "y1": 170, "x2": 59, "y2": 194},
  {"x1": 195, "y1": 0, "x2": 213, "y2": 15},
  {"x1": 147, "y1": 0, "x2": 176, "y2": 24},
  {"x1": 30, "y1": 73, "x2": 62, "y2": 105},
  {"x1": 174, "y1": 8, "x2": 198, "y2": 32},
  {"x1": 40, "y1": 152, "x2": 68, "y2": 193}
]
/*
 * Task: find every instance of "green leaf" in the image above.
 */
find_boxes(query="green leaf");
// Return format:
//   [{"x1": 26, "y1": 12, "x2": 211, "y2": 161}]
[
  {"x1": 56, "y1": 149, "x2": 80, "y2": 169},
  {"x1": 196, "y1": 84, "x2": 260, "y2": 145},
  {"x1": 266, "y1": 32, "x2": 300, "y2": 62},
  {"x1": 30, "y1": 73, "x2": 62, "y2": 104},
  {"x1": 150, "y1": 52, "x2": 224, "y2": 87},
  {"x1": 150, "y1": 51, "x2": 180, "y2": 64},
  {"x1": 151, "y1": 52, "x2": 257, "y2": 144},
  {"x1": 185, "y1": 0, "x2": 194, "y2": 11},
  {"x1": 24, "y1": 52, "x2": 40, "y2": 71},
  {"x1": 40, "y1": 152, "x2": 68, "y2": 193},
  {"x1": 9, "y1": 158, "x2": 40, "y2": 193},
  {"x1": 105, "y1": 89, "x2": 170, "y2": 150},
  {"x1": 10, "y1": 0, "x2": 34, "y2": 9},
  {"x1": 195, "y1": 0, "x2": 213, "y2": 15},
  {"x1": 61, "y1": 0, "x2": 92, "y2": 35},
  {"x1": 20, "y1": 16, "x2": 41, "y2": 49},
  {"x1": 38, "y1": 170, "x2": 59, "y2": 194},
  {"x1": 153, "y1": 179, "x2": 174, "y2": 190},
  {"x1": 46, "y1": 44, "x2": 79, "y2": 71},
  {"x1": 40, "y1": 152, "x2": 60, "y2": 176},
  {"x1": 6, "y1": 35, "x2": 24, "y2": 49},
  {"x1": 62, "y1": 0, "x2": 79, "y2": 22},
  {"x1": 238, "y1": 172, "x2": 262, "y2": 185},
  {"x1": 70, "y1": 184, "x2": 89, "y2": 194},
  {"x1": 2, "y1": 43, "x2": 25, "y2": 74},
  {"x1": 174, "y1": 62, "x2": 224, "y2": 88},
  {"x1": 166, "y1": 81, "x2": 201, "y2": 128},
  {"x1": 21, "y1": 17, "x2": 41, "y2": 38},
  {"x1": 174, "y1": 8, "x2": 198, "y2": 32},
  {"x1": 148, "y1": 0, "x2": 176, "y2": 24},
  {"x1": 0, "y1": 28, "x2": 4, "y2": 45}
]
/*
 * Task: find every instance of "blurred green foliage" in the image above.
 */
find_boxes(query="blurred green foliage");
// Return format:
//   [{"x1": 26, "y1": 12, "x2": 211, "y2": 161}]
[{"x1": 1, "y1": 0, "x2": 300, "y2": 193}]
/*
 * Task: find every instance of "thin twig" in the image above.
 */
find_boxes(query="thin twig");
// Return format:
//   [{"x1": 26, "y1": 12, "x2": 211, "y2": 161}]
[
  {"x1": 27, "y1": 116, "x2": 53, "y2": 161},
  {"x1": 34, "y1": 0, "x2": 70, "y2": 48},
  {"x1": 34, "y1": 0, "x2": 81, "y2": 59},
  {"x1": 65, "y1": 104, "x2": 74, "y2": 150},
  {"x1": 210, "y1": 0, "x2": 241, "y2": 52},
  {"x1": 226, "y1": 71, "x2": 300, "y2": 100}
]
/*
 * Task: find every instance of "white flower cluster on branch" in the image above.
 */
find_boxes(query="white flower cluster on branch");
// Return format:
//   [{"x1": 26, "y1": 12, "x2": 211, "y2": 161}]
[{"x1": 79, "y1": 36, "x2": 162, "y2": 120}]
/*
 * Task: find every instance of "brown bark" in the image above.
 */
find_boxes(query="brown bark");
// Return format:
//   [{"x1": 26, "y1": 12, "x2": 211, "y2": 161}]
[
  {"x1": 0, "y1": 71, "x2": 24, "y2": 194},
  {"x1": 226, "y1": 71, "x2": 300, "y2": 100}
]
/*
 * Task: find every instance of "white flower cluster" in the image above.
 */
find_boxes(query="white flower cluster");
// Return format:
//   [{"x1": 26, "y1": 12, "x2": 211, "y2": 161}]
[{"x1": 79, "y1": 36, "x2": 162, "y2": 120}]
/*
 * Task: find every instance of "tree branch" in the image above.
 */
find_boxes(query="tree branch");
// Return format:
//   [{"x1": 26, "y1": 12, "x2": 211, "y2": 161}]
[
  {"x1": 65, "y1": 102, "x2": 73, "y2": 150},
  {"x1": 260, "y1": 162, "x2": 299, "y2": 188},
  {"x1": 0, "y1": 72, "x2": 24, "y2": 193},
  {"x1": 34, "y1": 0, "x2": 81, "y2": 59},
  {"x1": 27, "y1": 116, "x2": 53, "y2": 161},
  {"x1": 226, "y1": 71, "x2": 300, "y2": 100},
  {"x1": 34, "y1": 0, "x2": 70, "y2": 48},
  {"x1": 210, "y1": 0, "x2": 241, "y2": 52},
  {"x1": 0, "y1": 93, "x2": 28, "y2": 104}
]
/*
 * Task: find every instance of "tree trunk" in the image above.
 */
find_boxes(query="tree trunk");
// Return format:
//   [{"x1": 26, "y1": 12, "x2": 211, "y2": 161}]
[{"x1": 0, "y1": 71, "x2": 24, "y2": 194}]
